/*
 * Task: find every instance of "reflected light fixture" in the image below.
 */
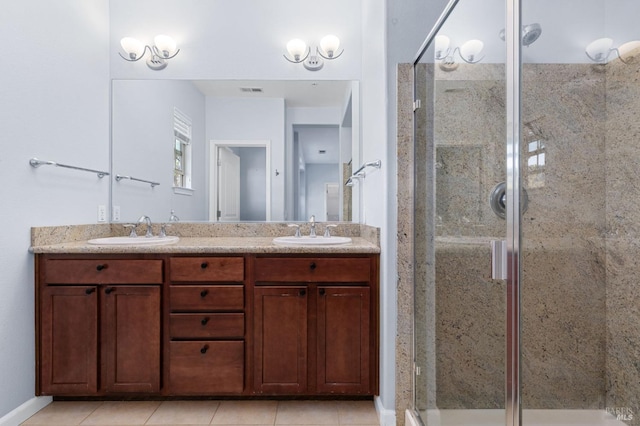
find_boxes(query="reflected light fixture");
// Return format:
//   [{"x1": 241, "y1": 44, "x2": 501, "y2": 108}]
[
  {"x1": 585, "y1": 38, "x2": 640, "y2": 64},
  {"x1": 434, "y1": 35, "x2": 484, "y2": 72},
  {"x1": 498, "y1": 23, "x2": 543, "y2": 47},
  {"x1": 119, "y1": 35, "x2": 180, "y2": 70},
  {"x1": 284, "y1": 34, "x2": 344, "y2": 71}
]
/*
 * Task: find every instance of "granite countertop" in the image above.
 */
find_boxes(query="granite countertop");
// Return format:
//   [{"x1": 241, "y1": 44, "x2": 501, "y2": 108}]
[
  {"x1": 30, "y1": 223, "x2": 381, "y2": 255},
  {"x1": 30, "y1": 236, "x2": 380, "y2": 254}
]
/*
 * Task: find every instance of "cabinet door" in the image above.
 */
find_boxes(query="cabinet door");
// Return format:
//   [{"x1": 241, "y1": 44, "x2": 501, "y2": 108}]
[
  {"x1": 102, "y1": 285, "x2": 161, "y2": 393},
  {"x1": 317, "y1": 286, "x2": 371, "y2": 394},
  {"x1": 40, "y1": 286, "x2": 98, "y2": 395},
  {"x1": 253, "y1": 287, "x2": 307, "y2": 394}
]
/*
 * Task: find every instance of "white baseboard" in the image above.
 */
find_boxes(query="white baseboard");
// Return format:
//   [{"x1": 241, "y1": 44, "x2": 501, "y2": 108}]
[
  {"x1": 0, "y1": 397, "x2": 52, "y2": 426},
  {"x1": 374, "y1": 396, "x2": 397, "y2": 426}
]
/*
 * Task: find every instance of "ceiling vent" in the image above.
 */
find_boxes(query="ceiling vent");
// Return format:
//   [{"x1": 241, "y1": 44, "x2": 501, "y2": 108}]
[
  {"x1": 240, "y1": 87, "x2": 263, "y2": 93},
  {"x1": 319, "y1": 150, "x2": 327, "y2": 154}
]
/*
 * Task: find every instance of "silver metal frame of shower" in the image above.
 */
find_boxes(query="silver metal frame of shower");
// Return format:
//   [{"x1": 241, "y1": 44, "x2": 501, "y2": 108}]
[{"x1": 412, "y1": 0, "x2": 523, "y2": 425}]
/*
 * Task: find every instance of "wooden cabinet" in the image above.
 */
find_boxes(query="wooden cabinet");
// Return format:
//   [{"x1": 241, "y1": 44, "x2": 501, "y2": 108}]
[
  {"x1": 36, "y1": 252, "x2": 378, "y2": 398},
  {"x1": 167, "y1": 256, "x2": 245, "y2": 395},
  {"x1": 252, "y1": 255, "x2": 378, "y2": 396},
  {"x1": 40, "y1": 286, "x2": 98, "y2": 395},
  {"x1": 253, "y1": 286, "x2": 308, "y2": 394},
  {"x1": 101, "y1": 285, "x2": 160, "y2": 393},
  {"x1": 317, "y1": 286, "x2": 370, "y2": 394},
  {"x1": 37, "y1": 257, "x2": 162, "y2": 396}
]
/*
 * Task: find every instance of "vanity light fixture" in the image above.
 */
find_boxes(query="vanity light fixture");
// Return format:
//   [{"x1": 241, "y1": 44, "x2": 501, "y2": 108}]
[
  {"x1": 119, "y1": 35, "x2": 180, "y2": 71},
  {"x1": 284, "y1": 35, "x2": 344, "y2": 71},
  {"x1": 434, "y1": 35, "x2": 484, "y2": 72},
  {"x1": 585, "y1": 38, "x2": 640, "y2": 64}
]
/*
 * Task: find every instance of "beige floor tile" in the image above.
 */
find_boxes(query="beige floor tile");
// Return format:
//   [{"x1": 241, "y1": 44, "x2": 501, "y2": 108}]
[
  {"x1": 145, "y1": 401, "x2": 219, "y2": 425},
  {"x1": 336, "y1": 401, "x2": 378, "y2": 425},
  {"x1": 211, "y1": 400, "x2": 278, "y2": 425},
  {"x1": 275, "y1": 401, "x2": 339, "y2": 425},
  {"x1": 80, "y1": 401, "x2": 161, "y2": 425},
  {"x1": 22, "y1": 401, "x2": 103, "y2": 425}
]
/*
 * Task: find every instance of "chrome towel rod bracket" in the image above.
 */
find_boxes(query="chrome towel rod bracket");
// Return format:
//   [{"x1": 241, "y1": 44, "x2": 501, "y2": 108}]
[
  {"x1": 115, "y1": 174, "x2": 160, "y2": 187},
  {"x1": 29, "y1": 158, "x2": 109, "y2": 178},
  {"x1": 345, "y1": 159, "x2": 382, "y2": 186}
]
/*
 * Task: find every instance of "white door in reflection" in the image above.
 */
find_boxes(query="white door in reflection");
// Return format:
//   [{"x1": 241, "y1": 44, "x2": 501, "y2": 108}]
[{"x1": 217, "y1": 147, "x2": 240, "y2": 221}]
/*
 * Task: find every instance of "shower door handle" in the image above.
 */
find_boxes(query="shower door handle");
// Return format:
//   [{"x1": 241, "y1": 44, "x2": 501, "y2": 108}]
[{"x1": 491, "y1": 240, "x2": 507, "y2": 280}]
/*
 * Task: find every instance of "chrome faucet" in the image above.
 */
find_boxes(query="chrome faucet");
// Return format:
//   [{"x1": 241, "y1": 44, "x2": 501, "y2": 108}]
[
  {"x1": 309, "y1": 215, "x2": 316, "y2": 237},
  {"x1": 138, "y1": 215, "x2": 153, "y2": 237}
]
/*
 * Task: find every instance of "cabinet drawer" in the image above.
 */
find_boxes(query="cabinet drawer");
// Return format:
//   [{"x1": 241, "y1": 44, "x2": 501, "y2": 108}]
[
  {"x1": 170, "y1": 313, "x2": 244, "y2": 339},
  {"x1": 169, "y1": 341, "x2": 244, "y2": 394},
  {"x1": 254, "y1": 257, "x2": 371, "y2": 283},
  {"x1": 44, "y1": 259, "x2": 163, "y2": 284},
  {"x1": 170, "y1": 257, "x2": 244, "y2": 283},
  {"x1": 170, "y1": 286, "x2": 244, "y2": 311}
]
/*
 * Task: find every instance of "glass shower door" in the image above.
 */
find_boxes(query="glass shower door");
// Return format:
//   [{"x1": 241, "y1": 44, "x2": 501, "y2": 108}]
[{"x1": 413, "y1": 0, "x2": 508, "y2": 424}]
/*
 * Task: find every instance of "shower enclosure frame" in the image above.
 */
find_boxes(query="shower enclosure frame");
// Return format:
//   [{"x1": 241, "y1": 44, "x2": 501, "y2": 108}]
[{"x1": 411, "y1": 0, "x2": 524, "y2": 425}]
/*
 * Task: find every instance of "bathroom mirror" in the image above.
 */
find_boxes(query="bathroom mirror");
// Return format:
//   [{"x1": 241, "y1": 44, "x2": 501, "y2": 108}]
[{"x1": 111, "y1": 79, "x2": 359, "y2": 223}]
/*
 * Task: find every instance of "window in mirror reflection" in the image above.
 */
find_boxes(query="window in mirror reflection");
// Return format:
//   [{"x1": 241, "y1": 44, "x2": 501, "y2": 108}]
[{"x1": 173, "y1": 108, "x2": 192, "y2": 189}]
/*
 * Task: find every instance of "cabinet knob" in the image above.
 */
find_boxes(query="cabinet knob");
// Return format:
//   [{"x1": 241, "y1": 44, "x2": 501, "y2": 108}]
[
  {"x1": 200, "y1": 289, "x2": 209, "y2": 298},
  {"x1": 104, "y1": 287, "x2": 115, "y2": 294},
  {"x1": 299, "y1": 289, "x2": 306, "y2": 296},
  {"x1": 200, "y1": 262, "x2": 208, "y2": 269},
  {"x1": 96, "y1": 264, "x2": 107, "y2": 271},
  {"x1": 309, "y1": 262, "x2": 317, "y2": 271},
  {"x1": 319, "y1": 288, "x2": 326, "y2": 296},
  {"x1": 201, "y1": 317, "x2": 209, "y2": 326},
  {"x1": 200, "y1": 344, "x2": 209, "y2": 354},
  {"x1": 85, "y1": 288, "x2": 96, "y2": 295}
]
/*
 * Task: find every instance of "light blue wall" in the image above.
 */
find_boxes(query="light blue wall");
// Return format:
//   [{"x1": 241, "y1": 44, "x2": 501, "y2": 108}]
[
  {"x1": 0, "y1": 0, "x2": 110, "y2": 419},
  {"x1": 112, "y1": 80, "x2": 207, "y2": 222}
]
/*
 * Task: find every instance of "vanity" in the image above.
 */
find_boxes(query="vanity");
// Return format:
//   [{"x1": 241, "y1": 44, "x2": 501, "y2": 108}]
[{"x1": 31, "y1": 223, "x2": 380, "y2": 398}]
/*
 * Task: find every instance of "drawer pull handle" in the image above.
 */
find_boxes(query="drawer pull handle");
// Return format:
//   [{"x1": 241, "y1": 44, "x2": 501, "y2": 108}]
[
  {"x1": 200, "y1": 289, "x2": 209, "y2": 298},
  {"x1": 319, "y1": 288, "x2": 326, "y2": 296},
  {"x1": 85, "y1": 288, "x2": 96, "y2": 295},
  {"x1": 299, "y1": 289, "x2": 306, "y2": 296},
  {"x1": 96, "y1": 264, "x2": 107, "y2": 271},
  {"x1": 201, "y1": 317, "x2": 209, "y2": 326},
  {"x1": 200, "y1": 345, "x2": 209, "y2": 354},
  {"x1": 309, "y1": 262, "x2": 317, "y2": 271},
  {"x1": 201, "y1": 262, "x2": 208, "y2": 269},
  {"x1": 104, "y1": 287, "x2": 115, "y2": 294}
]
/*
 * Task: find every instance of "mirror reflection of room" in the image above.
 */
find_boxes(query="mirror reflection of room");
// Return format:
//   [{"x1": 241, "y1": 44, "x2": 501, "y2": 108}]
[{"x1": 112, "y1": 80, "x2": 358, "y2": 223}]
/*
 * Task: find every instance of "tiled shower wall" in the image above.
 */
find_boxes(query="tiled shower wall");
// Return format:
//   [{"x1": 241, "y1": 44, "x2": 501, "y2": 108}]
[{"x1": 397, "y1": 56, "x2": 640, "y2": 418}]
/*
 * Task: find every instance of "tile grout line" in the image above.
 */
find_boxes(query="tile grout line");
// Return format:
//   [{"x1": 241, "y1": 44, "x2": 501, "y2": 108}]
[{"x1": 77, "y1": 401, "x2": 105, "y2": 426}]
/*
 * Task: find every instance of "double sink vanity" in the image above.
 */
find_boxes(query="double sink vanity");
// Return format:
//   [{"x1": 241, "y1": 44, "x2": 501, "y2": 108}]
[{"x1": 30, "y1": 222, "x2": 380, "y2": 399}]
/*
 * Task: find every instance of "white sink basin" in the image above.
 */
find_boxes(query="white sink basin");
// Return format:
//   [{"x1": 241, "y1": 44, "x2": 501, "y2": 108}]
[
  {"x1": 87, "y1": 236, "x2": 180, "y2": 246},
  {"x1": 273, "y1": 236, "x2": 352, "y2": 246}
]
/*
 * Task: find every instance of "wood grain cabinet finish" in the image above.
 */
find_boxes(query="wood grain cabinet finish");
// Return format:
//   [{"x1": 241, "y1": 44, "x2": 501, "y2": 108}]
[
  {"x1": 37, "y1": 257, "x2": 162, "y2": 396},
  {"x1": 253, "y1": 287, "x2": 308, "y2": 394},
  {"x1": 36, "y1": 253, "x2": 378, "y2": 398},
  {"x1": 40, "y1": 286, "x2": 99, "y2": 395},
  {"x1": 317, "y1": 286, "x2": 371, "y2": 394},
  {"x1": 167, "y1": 256, "x2": 246, "y2": 395},
  {"x1": 252, "y1": 255, "x2": 378, "y2": 396}
]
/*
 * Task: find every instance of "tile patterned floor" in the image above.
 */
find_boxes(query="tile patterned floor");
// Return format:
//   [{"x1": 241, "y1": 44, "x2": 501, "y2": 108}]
[{"x1": 22, "y1": 400, "x2": 379, "y2": 426}]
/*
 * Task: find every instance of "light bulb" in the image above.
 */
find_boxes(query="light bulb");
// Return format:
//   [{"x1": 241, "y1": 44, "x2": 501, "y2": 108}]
[
  {"x1": 585, "y1": 38, "x2": 613, "y2": 62},
  {"x1": 320, "y1": 35, "x2": 340, "y2": 58},
  {"x1": 286, "y1": 39, "x2": 307, "y2": 61},
  {"x1": 434, "y1": 35, "x2": 450, "y2": 59},
  {"x1": 616, "y1": 40, "x2": 640, "y2": 63},
  {"x1": 120, "y1": 37, "x2": 145, "y2": 60},
  {"x1": 154, "y1": 35, "x2": 177, "y2": 57},
  {"x1": 459, "y1": 39, "x2": 484, "y2": 63}
]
